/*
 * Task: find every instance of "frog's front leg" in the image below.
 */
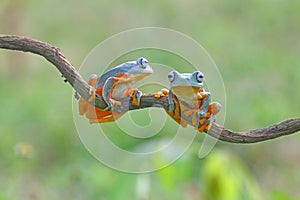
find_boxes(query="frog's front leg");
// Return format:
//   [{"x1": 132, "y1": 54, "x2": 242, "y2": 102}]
[
  {"x1": 198, "y1": 92, "x2": 211, "y2": 117},
  {"x1": 102, "y1": 77, "x2": 121, "y2": 111},
  {"x1": 130, "y1": 89, "x2": 143, "y2": 107},
  {"x1": 168, "y1": 90, "x2": 176, "y2": 112}
]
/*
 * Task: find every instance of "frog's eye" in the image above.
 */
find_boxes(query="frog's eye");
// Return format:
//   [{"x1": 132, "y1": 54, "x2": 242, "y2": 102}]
[
  {"x1": 168, "y1": 71, "x2": 176, "y2": 82},
  {"x1": 195, "y1": 71, "x2": 204, "y2": 83},
  {"x1": 137, "y1": 57, "x2": 149, "y2": 68}
]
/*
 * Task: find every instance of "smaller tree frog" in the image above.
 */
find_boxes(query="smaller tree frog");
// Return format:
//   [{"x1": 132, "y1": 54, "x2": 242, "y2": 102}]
[{"x1": 156, "y1": 70, "x2": 221, "y2": 132}]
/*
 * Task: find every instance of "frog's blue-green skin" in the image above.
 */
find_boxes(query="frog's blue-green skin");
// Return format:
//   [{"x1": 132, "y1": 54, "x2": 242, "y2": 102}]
[
  {"x1": 96, "y1": 57, "x2": 153, "y2": 110},
  {"x1": 79, "y1": 57, "x2": 153, "y2": 124},
  {"x1": 166, "y1": 70, "x2": 222, "y2": 132},
  {"x1": 96, "y1": 57, "x2": 153, "y2": 88},
  {"x1": 167, "y1": 70, "x2": 210, "y2": 115}
]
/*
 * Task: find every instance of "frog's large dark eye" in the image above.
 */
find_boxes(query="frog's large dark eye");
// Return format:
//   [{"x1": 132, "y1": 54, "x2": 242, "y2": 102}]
[
  {"x1": 195, "y1": 71, "x2": 204, "y2": 83},
  {"x1": 137, "y1": 57, "x2": 149, "y2": 68},
  {"x1": 168, "y1": 71, "x2": 176, "y2": 82}
]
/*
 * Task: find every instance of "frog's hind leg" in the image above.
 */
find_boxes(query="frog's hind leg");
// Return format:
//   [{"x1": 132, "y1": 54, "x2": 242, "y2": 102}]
[
  {"x1": 89, "y1": 112, "x2": 124, "y2": 123},
  {"x1": 78, "y1": 74, "x2": 98, "y2": 115},
  {"x1": 78, "y1": 97, "x2": 88, "y2": 115},
  {"x1": 102, "y1": 77, "x2": 122, "y2": 111},
  {"x1": 198, "y1": 116, "x2": 210, "y2": 132},
  {"x1": 201, "y1": 102, "x2": 221, "y2": 133},
  {"x1": 89, "y1": 115, "x2": 115, "y2": 123},
  {"x1": 168, "y1": 90, "x2": 176, "y2": 112}
]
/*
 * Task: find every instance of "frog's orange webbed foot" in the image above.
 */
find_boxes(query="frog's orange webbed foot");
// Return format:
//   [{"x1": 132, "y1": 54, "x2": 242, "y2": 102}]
[
  {"x1": 130, "y1": 89, "x2": 143, "y2": 107},
  {"x1": 89, "y1": 114, "x2": 117, "y2": 123},
  {"x1": 198, "y1": 102, "x2": 222, "y2": 133},
  {"x1": 154, "y1": 88, "x2": 169, "y2": 98},
  {"x1": 78, "y1": 97, "x2": 88, "y2": 115},
  {"x1": 198, "y1": 113, "x2": 212, "y2": 133},
  {"x1": 154, "y1": 89, "x2": 188, "y2": 127},
  {"x1": 78, "y1": 74, "x2": 98, "y2": 115},
  {"x1": 85, "y1": 106, "x2": 125, "y2": 123}
]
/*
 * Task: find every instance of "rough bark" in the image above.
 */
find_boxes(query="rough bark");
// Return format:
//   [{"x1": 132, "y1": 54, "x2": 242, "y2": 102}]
[{"x1": 0, "y1": 35, "x2": 299, "y2": 143}]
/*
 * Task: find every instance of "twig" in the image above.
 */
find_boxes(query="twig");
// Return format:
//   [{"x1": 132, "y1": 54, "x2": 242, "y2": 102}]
[
  {"x1": 208, "y1": 118, "x2": 300, "y2": 143},
  {"x1": 0, "y1": 35, "x2": 299, "y2": 143}
]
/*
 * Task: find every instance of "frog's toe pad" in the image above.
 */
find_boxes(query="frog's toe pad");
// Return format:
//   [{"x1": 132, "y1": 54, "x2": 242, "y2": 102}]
[
  {"x1": 154, "y1": 91, "x2": 164, "y2": 98},
  {"x1": 154, "y1": 92, "x2": 162, "y2": 98},
  {"x1": 209, "y1": 102, "x2": 222, "y2": 115},
  {"x1": 131, "y1": 89, "x2": 142, "y2": 106},
  {"x1": 161, "y1": 88, "x2": 169, "y2": 96},
  {"x1": 154, "y1": 88, "x2": 169, "y2": 98}
]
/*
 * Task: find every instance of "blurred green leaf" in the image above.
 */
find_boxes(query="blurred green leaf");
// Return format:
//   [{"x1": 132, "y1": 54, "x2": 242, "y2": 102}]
[
  {"x1": 0, "y1": 0, "x2": 299, "y2": 199},
  {"x1": 201, "y1": 150, "x2": 262, "y2": 200}
]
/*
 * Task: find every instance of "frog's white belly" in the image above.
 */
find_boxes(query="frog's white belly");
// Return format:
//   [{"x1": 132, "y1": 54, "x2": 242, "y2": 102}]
[
  {"x1": 172, "y1": 86, "x2": 200, "y2": 109},
  {"x1": 111, "y1": 81, "x2": 133, "y2": 98},
  {"x1": 177, "y1": 95, "x2": 199, "y2": 108}
]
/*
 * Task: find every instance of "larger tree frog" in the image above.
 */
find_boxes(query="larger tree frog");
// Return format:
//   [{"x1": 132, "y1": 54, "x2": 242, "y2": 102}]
[{"x1": 79, "y1": 57, "x2": 153, "y2": 123}]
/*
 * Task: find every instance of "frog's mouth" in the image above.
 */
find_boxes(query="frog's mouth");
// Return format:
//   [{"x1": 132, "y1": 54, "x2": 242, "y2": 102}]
[
  {"x1": 118, "y1": 72, "x2": 152, "y2": 83},
  {"x1": 127, "y1": 73, "x2": 152, "y2": 82}
]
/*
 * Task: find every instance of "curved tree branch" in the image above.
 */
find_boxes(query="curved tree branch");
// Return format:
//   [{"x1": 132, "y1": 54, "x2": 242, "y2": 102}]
[{"x1": 0, "y1": 35, "x2": 299, "y2": 143}]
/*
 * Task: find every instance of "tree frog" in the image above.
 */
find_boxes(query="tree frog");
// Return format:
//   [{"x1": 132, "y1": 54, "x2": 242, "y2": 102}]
[
  {"x1": 79, "y1": 57, "x2": 153, "y2": 123},
  {"x1": 156, "y1": 70, "x2": 221, "y2": 132}
]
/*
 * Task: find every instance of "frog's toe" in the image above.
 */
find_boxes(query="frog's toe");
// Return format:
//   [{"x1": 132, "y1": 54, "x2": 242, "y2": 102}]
[
  {"x1": 154, "y1": 91, "x2": 163, "y2": 98},
  {"x1": 209, "y1": 102, "x2": 222, "y2": 115},
  {"x1": 197, "y1": 93, "x2": 203, "y2": 100},
  {"x1": 88, "y1": 74, "x2": 98, "y2": 82},
  {"x1": 131, "y1": 89, "x2": 142, "y2": 106},
  {"x1": 198, "y1": 115, "x2": 210, "y2": 133},
  {"x1": 198, "y1": 113, "x2": 215, "y2": 133},
  {"x1": 199, "y1": 123, "x2": 211, "y2": 133},
  {"x1": 154, "y1": 88, "x2": 169, "y2": 98},
  {"x1": 88, "y1": 86, "x2": 96, "y2": 102},
  {"x1": 161, "y1": 88, "x2": 169, "y2": 96}
]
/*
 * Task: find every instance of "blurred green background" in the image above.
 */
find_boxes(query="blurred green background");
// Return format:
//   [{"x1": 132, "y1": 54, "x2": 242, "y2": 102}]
[{"x1": 0, "y1": 0, "x2": 299, "y2": 199}]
